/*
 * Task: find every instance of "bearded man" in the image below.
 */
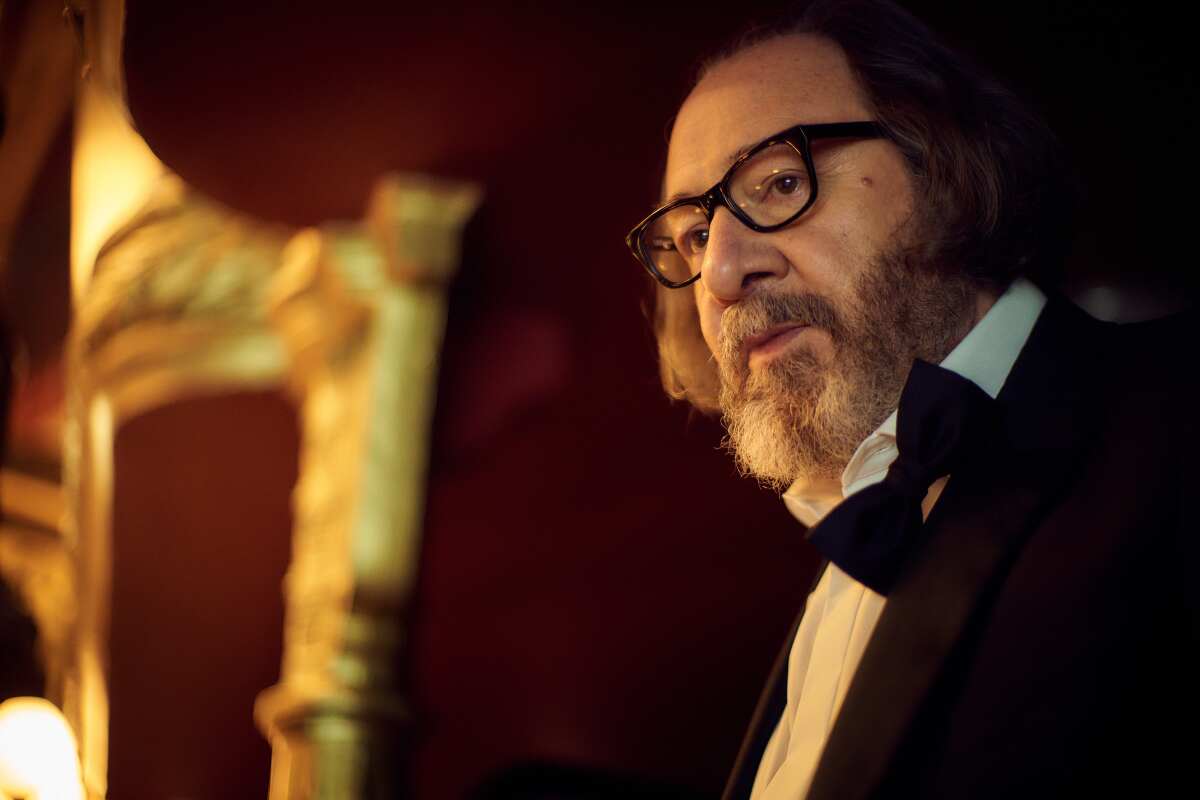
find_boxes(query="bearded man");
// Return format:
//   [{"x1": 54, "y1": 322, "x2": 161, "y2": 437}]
[{"x1": 625, "y1": 1, "x2": 1198, "y2": 798}]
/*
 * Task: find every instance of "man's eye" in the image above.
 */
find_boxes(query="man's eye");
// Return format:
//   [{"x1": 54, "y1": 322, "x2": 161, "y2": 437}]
[
  {"x1": 758, "y1": 170, "x2": 808, "y2": 198},
  {"x1": 770, "y1": 174, "x2": 802, "y2": 195},
  {"x1": 683, "y1": 227, "x2": 709, "y2": 255}
]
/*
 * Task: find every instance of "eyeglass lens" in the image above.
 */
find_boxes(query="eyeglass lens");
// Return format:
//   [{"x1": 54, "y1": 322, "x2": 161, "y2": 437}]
[{"x1": 640, "y1": 141, "x2": 812, "y2": 285}]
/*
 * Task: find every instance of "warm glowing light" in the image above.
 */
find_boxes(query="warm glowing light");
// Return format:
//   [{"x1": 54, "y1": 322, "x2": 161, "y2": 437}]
[
  {"x1": 0, "y1": 697, "x2": 85, "y2": 800},
  {"x1": 71, "y1": 81, "x2": 165, "y2": 310}
]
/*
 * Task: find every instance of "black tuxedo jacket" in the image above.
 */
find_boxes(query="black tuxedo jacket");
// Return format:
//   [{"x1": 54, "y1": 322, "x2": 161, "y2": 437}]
[{"x1": 722, "y1": 296, "x2": 1200, "y2": 799}]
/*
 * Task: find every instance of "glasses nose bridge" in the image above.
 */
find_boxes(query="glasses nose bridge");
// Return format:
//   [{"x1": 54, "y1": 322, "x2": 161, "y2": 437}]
[
  {"x1": 701, "y1": 183, "x2": 755, "y2": 234},
  {"x1": 695, "y1": 186, "x2": 718, "y2": 223}
]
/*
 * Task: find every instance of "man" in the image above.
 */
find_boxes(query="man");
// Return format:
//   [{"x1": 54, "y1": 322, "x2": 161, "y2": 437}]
[{"x1": 625, "y1": 1, "x2": 1197, "y2": 798}]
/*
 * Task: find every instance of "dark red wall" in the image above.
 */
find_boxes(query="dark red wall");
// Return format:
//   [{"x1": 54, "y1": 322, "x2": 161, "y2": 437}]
[
  {"x1": 111, "y1": 3, "x2": 815, "y2": 798},
  {"x1": 110, "y1": 393, "x2": 297, "y2": 798}
]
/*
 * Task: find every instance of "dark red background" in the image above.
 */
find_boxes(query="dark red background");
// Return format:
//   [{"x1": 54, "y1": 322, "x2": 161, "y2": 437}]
[
  {"x1": 110, "y1": 3, "x2": 816, "y2": 797},
  {"x1": 4, "y1": 1, "x2": 1198, "y2": 798}
]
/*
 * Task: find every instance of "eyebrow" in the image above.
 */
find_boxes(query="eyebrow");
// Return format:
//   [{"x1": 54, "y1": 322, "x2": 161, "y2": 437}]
[{"x1": 659, "y1": 139, "x2": 760, "y2": 205}]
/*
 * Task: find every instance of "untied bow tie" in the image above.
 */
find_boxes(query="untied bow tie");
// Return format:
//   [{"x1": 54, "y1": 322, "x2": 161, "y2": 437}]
[{"x1": 806, "y1": 359, "x2": 997, "y2": 596}]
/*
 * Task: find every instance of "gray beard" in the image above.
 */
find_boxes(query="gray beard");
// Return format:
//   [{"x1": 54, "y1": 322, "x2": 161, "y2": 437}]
[{"x1": 717, "y1": 247, "x2": 977, "y2": 492}]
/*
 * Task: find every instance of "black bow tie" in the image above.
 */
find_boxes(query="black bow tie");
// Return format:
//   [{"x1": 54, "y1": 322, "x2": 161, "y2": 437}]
[{"x1": 806, "y1": 359, "x2": 997, "y2": 596}]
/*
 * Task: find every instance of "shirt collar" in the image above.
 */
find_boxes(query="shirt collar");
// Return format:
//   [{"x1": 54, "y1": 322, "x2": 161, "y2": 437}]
[{"x1": 782, "y1": 278, "x2": 1047, "y2": 527}]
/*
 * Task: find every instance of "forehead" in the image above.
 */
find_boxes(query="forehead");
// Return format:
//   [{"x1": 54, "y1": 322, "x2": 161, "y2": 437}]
[{"x1": 665, "y1": 34, "x2": 871, "y2": 200}]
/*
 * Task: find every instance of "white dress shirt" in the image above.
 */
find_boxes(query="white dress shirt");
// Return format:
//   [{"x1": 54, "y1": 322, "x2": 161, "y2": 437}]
[{"x1": 749, "y1": 278, "x2": 1048, "y2": 800}]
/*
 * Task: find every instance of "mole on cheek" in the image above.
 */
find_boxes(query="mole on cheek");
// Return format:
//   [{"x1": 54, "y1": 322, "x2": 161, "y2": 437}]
[{"x1": 860, "y1": 176, "x2": 874, "y2": 188}]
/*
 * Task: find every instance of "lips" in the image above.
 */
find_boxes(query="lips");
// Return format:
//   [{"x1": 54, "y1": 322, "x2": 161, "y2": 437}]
[{"x1": 742, "y1": 323, "x2": 808, "y2": 366}]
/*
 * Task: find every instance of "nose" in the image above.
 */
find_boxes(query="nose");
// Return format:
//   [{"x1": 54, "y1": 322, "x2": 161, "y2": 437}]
[{"x1": 698, "y1": 208, "x2": 789, "y2": 305}]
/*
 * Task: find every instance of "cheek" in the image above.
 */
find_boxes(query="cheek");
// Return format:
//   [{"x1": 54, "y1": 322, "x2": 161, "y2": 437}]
[
  {"x1": 860, "y1": 164, "x2": 917, "y2": 243},
  {"x1": 774, "y1": 224, "x2": 859, "y2": 299},
  {"x1": 782, "y1": 181, "x2": 907, "y2": 298}
]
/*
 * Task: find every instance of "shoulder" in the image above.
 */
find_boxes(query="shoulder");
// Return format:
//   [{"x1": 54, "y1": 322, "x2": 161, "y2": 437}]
[
  {"x1": 1105, "y1": 305, "x2": 1199, "y2": 398},
  {"x1": 1020, "y1": 294, "x2": 1197, "y2": 454},
  {"x1": 1037, "y1": 293, "x2": 1197, "y2": 393},
  {"x1": 1076, "y1": 303, "x2": 1199, "y2": 481},
  {"x1": 1110, "y1": 305, "x2": 1198, "y2": 353}
]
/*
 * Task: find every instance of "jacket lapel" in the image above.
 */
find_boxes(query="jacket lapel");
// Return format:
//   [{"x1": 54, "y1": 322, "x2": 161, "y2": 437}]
[{"x1": 805, "y1": 297, "x2": 1111, "y2": 800}]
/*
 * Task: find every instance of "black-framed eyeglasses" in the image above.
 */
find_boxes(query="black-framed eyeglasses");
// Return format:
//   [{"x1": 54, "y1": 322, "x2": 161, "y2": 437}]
[{"x1": 626, "y1": 121, "x2": 883, "y2": 289}]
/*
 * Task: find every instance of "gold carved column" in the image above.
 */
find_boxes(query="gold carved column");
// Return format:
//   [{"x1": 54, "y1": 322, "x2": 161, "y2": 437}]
[
  {"x1": 66, "y1": 177, "x2": 292, "y2": 798},
  {"x1": 65, "y1": 4, "x2": 481, "y2": 796},
  {"x1": 67, "y1": 173, "x2": 479, "y2": 797},
  {"x1": 67, "y1": 174, "x2": 479, "y2": 798},
  {"x1": 254, "y1": 178, "x2": 480, "y2": 798}
]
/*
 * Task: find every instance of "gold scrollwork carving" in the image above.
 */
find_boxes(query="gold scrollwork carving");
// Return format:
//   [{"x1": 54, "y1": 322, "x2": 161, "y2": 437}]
[{"x1": 67, "y1": 169, "x2": 480, "y2": 799}]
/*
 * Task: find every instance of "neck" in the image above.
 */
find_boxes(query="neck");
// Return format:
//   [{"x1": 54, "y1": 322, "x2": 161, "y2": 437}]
[{"x1": 972, "y1": 288, "x2": 1000, "y2": 326}]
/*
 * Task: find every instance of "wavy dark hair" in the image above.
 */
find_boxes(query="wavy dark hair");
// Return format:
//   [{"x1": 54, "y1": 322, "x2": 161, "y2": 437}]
[{"x1": 655, "y1": 0, "x2": 1075, "y2": 413}]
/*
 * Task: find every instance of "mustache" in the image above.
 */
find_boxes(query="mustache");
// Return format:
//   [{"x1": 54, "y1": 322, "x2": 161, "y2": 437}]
[{"x1": 718, "y1": 291, "x2": 842, "y2": 363}]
